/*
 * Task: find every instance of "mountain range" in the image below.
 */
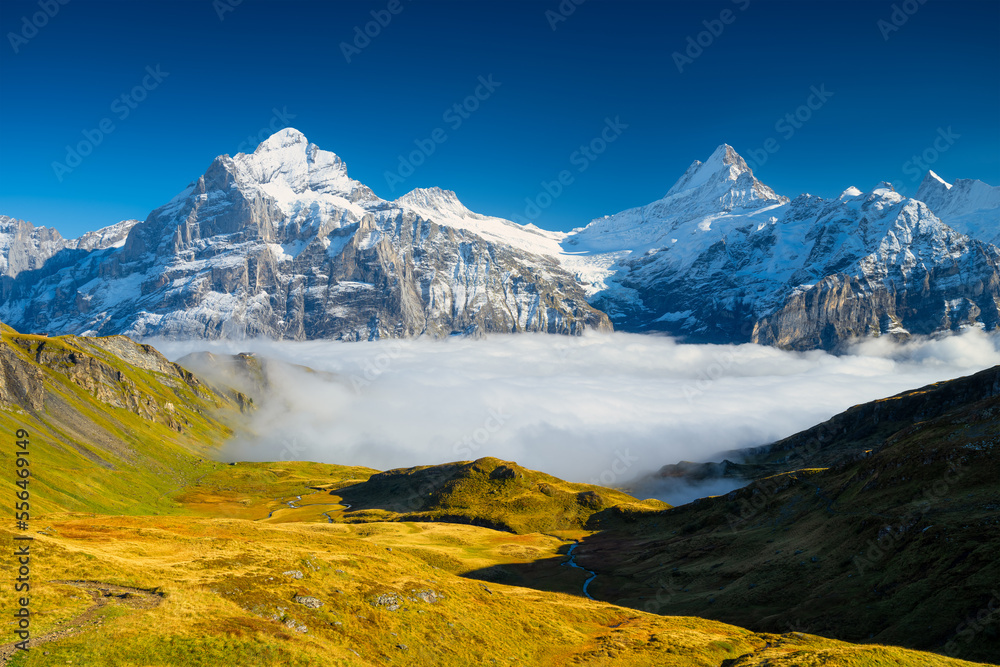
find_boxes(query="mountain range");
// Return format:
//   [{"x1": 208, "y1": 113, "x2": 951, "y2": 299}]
[{"x1": 3, "y1": 129, "x2": 998, "y2": 350}]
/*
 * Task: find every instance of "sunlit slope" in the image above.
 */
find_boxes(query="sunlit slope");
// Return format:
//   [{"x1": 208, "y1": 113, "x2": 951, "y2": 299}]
[
  {"x1": 1, "y1": 515, "x2": 991, "y2": 667},
  {"x1": 0, "y1": 323, "x2": 250, "y2": 515},
  {"x1": 332, "y1": 457, "x2": 670, "y2": 533}
]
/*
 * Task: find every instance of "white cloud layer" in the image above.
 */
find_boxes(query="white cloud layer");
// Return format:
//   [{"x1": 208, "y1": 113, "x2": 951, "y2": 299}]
[{"x1": 151, "y1": 330, "x2": 1000, "y2": 505}]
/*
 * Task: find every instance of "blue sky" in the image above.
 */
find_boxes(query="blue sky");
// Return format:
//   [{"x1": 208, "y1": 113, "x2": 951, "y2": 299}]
[{"x1": 1, "y1": 0, "x2": 997, "y2": 237}]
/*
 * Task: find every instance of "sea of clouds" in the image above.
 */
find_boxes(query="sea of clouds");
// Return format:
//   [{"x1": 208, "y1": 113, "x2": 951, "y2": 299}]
[{"x1": 151, "y1": 329, "x2": 1000, "y2": 505}]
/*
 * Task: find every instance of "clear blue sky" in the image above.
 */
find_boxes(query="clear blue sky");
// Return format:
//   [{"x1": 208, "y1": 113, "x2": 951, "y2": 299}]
[{"x1": 1, "y1": 0, "x2": 998, "y2": 237}]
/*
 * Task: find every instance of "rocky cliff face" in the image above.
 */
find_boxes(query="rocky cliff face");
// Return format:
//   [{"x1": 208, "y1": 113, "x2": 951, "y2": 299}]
[
  {"x1": 0, "y1": 130, "x2": 608, "y2": 340},
  {"x1": 0, "y1": 216, "x2": 68, "y2": 278},
  {"x1": 0, "y1": 324, "x2": 250, "y2": 432},
  {"x1": 0, "y1": 215, "x2": 139, "y2": 279}
]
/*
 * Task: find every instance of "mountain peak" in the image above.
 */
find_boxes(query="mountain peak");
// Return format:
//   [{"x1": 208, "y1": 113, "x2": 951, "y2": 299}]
[
  {"x1": 916, "y1": 170, "x2": 956, "y2": 209},
  {"x1": 255, "y1": 127, "x2": 309, "y2": 153},
  {"x1": 660, "y1": 144, "x2": 786, "y2": 212},
  {"x1": 923, "y1": 170, "x2": 951, "y2": 190},
  {"x1": 665, "y1": 144, "x2": 751, "y2": 198}
]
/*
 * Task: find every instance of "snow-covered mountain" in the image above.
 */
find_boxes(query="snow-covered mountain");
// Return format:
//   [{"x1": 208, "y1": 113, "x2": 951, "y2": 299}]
[
  {"x1": 0, "y1": 129, "x2": 608, "y2": 340},
  {"x1": 563, "y1": 146, "x2": 1000, "y2": 348},
  {"x1": 2, "y1": 130, "x2": 998, "y2": 350},
  {"x1": 0, "y1": 216, "x2": 139, "y2": 278},
  {"x1": 915, "y1": 170, "x2": 1000, "y2": 245}
]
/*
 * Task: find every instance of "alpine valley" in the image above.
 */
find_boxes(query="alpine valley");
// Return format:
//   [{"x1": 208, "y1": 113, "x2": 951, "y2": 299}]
[
  {"x1": 2, "y1": 129, "x2": 999, "y2": 351},
  {"x1": 0, "y1": 323, "x2": 997, "y2": 665}
]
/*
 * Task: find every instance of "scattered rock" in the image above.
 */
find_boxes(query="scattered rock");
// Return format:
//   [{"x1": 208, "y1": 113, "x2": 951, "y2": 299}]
[
  {"x1": 282, "y1": 570, "x2": 304, "y2": 579},
  {"x1": 284, "y1": 618, "x2": 308, "y2": 633},
  {"x1": 414, "y1": 589, "x2": 444, "y2": 604},
  {"x1": 293, "y1": 595, "x2": 323, "y2": 609},
  {"x1": 490, "y1": 465, "x2": 522, "y2": 481},
  {"x1": 372, "y1": 593, "x2": 402, "y2": 611},
  {"x1": 576, "y1": 490, "x2": 605, "y2": 510}
]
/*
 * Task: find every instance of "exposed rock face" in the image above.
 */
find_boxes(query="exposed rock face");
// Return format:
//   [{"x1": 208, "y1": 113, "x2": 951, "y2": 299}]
[
  {"x1": 752, "y1": 258, "x2": 1000, "y2": 350},
  {"x1": 0, "y1": 216, "x2": 68, "y2": 278},
  {"x1": 0, "y1": 327, "x2": 45, "y2": 411},
  {"x1": 0, "y1": 130, "x2": 609, "y2": 340},
  {"x1": 0, "y1": 324, "x2": 251, "y2": 429},
  {"x1": 0, "y1": 215, "x2": 139, "y2": 278}
]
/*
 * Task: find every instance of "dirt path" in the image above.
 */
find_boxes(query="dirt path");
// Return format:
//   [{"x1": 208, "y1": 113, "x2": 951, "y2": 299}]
[{"x1": 0, "y1": 580, "x2": 164, "y2": 664}]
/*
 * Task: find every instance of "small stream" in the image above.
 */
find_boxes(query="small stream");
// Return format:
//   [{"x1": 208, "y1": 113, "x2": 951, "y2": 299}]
[
  {"x1": 262, "y1": 496, "x2": 351, "y2": 521},
  {"x1": 562, "y1": 542, "x2": 597, "y2": 600}
]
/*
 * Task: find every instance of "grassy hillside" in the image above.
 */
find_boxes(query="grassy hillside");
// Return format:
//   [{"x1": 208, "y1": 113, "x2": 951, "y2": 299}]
[
  {"x1": 1, "y1": 483, "x2": 990, "y2": 667},
  {"x1": 332, "y1": 457, "x2": 670, "y2": 534},
  {"x1": 658, "y1": 365, "x2": 1000, "y2": 481},
  {"x1": 0, "y1": 325, "x2": 250, "y2": 515},
  {"x1": 0, "y1": 461, "x2": 990, "y2": 667},
  {"x1": 578, "y1": 373, "x2": 1000, "y2": 663}
]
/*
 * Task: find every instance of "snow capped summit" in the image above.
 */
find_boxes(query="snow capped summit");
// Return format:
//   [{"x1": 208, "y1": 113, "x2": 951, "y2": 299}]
[
  {"x1": 566, "y1": 145, "x2": 787, "y2": 259},
  {"x1": 0, "y1": 216, "x2": 140, "y2": 278},
  {"x1": 396, "y1": 187, "x2": 470, "y2": 216},
  {"x1": 921, "y1": 169, "x2": 952, "y2": 191},
  {"x1": 255, "y1": 126, "x2": 309, "y2": 151},
  {"x1": 662, "y1": 143, "x2": 787, "y2": 209},
  {"x1": 563, "y1": 154, "x2": 1000, "y2": 348},
  {"x1": 229, "y1": 128, "x2": 370, "y2": 217},
  {"x1": 665, "y1": 144, "x2": 751, "y2": 196}
]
